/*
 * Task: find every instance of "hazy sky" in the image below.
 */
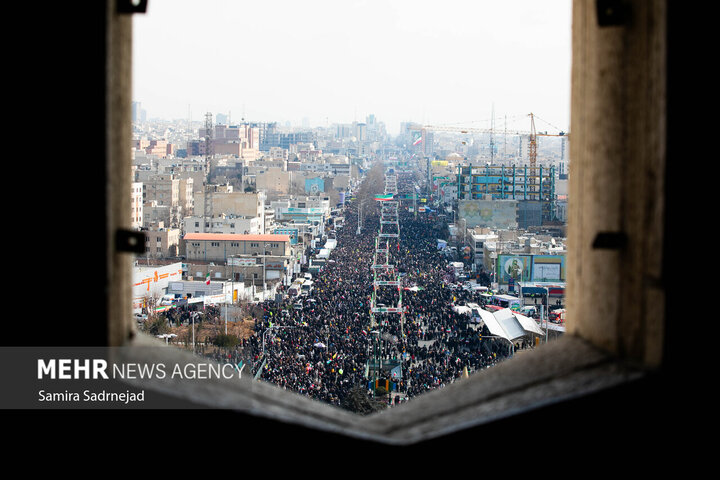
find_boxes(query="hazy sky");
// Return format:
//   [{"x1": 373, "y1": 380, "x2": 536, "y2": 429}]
[{"x1": 133, "y1": 0, "x2": 572, "y2": 135}]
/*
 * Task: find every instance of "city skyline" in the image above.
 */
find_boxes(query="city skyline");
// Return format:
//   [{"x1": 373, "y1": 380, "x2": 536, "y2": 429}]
[{"x1": 133, "y1": 0, "x2": 572, "y2": 135}]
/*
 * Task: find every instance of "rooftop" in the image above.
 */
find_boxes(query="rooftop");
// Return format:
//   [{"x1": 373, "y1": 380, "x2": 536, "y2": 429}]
[{"x1": 183, "y1": 233, "x2": 291, "y2": 242}]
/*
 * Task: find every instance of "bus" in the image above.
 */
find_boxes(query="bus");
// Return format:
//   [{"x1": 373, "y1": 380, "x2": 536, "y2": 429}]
[{"x1": 491, "y1": 294, "x2": 521, "y2": 310}]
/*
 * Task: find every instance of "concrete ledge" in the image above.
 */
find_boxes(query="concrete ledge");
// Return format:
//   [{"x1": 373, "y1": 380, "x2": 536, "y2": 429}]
[{"x1": 116, "y1": 333, "x2": 648, "y2": 445}]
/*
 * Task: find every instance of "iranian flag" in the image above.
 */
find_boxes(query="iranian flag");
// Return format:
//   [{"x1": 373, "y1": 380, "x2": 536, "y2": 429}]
[
  {"x1": 412, "y1": 135, "x2": 422, "y2": 146},
  {"x1": 374, "y1": 194, "x2": 394, "y2": 201},
  {"x1": 205, "y1": 272, "x2": 211, "y2": 285}
]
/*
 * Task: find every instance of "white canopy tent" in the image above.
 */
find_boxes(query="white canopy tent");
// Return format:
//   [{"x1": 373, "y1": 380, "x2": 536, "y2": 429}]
[
  {"x1": 475, "y1": 308, "x2": 545, "y2": 342},
  {"x1": 452, "y1": 305, "x2": 472, "y2": 315},
  {"x1": 537, "y1": 320, "x2": 566, "y2": 333},
  {"x1": 511, "y1": 311, "x2": 546, "y2": 336}
]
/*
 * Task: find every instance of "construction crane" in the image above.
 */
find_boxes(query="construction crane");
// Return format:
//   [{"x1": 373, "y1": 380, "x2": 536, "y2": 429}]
[
  {"x1": 409, "y1": 113, "x2": 568, "y2": 167},
  {"x1": 527, "y1": 113, "x2": 569, "y2": 168}
]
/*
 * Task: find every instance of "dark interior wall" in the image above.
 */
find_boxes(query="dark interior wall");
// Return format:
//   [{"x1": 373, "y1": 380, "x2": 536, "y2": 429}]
[
  {"x1": 4, "y1": 0, "x2": 692, "y2": 460},
  {"x1": 9, "y1": 3, "x2": 108, "y2": 346}
]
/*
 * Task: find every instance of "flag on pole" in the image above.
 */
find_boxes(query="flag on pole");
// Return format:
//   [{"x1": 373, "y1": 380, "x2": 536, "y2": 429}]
[{"x1": 205, "y1": 272, "x2": 211, "y2": 285}]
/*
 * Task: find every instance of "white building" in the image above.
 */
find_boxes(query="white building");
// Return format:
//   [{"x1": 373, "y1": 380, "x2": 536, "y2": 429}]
[
  {"x1": 132, "y1": 262, "x2": 184, "y2": 312},
  {"x1": 270, "y1": 196, "x2": 331, "y2": 224},
  {"x1": 470, "y1": 232, "x2": 499, "y2": 271},
  {"x1": 183, "y1": 214, "x2": 263, "y2": 235},
  {"x1": 131, "y1": 182, "x2": 143, "y2": 229}
]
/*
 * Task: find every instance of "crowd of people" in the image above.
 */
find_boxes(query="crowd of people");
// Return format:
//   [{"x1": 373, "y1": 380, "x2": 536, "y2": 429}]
[{"x1": 245, "y1": 162, "x2": 518, "y2": 409}]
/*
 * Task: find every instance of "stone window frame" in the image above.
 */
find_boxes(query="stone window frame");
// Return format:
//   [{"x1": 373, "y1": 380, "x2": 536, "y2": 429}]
[{"x1": 105, "y1": 0, "x2": 671, "y2": 446}]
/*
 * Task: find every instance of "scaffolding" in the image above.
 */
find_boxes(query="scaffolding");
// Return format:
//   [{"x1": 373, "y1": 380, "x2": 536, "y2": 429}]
[
  {"x1": 456, "y1": 164, "x2": 558, "y2": 221},
  {"x1": 366, "y1": 167, "x2": 406, "y2": 395}
]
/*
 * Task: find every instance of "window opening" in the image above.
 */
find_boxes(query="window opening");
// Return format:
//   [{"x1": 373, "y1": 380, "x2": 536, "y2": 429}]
[{"x1": 130, "y1": 0, "x2": 575, "y2": 417}]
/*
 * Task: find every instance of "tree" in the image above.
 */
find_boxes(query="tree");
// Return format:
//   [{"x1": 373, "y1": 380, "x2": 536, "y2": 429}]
[
  {"x1": 341, "y1": 386, "x2": 386, "y2": 415},
  {"x1": 146, "y1": 317, "x2": 170, "y2": 336},
  {"x1": 142, "y1": 292, "x2": 162, "y2": 321},
  {"x1": 213, "y1": 333, "x2": 240, "y2": 349}
]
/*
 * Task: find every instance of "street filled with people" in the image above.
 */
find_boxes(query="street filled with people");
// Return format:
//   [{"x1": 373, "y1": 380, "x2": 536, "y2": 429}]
[{"x1": 244, "y1": 160, "x2": 519, "y2": 409}]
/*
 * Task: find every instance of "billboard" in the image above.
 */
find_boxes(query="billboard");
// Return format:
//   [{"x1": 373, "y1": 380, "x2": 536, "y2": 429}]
[
  {"x1": 459, "y1": 199, "x2": 518, "y2": 229},
  {"x1": 305, "y1": 177, "x2": 325, "y2": 194},
  {"x1": 228, "y1": 257, "x2": 257, "y2": 267},
  {"x1": 497, "y1": 254, "x2": 532, "y2": 284},
  {"x1": 531, "y1": 255, "x2": 566, "y2": 282}
]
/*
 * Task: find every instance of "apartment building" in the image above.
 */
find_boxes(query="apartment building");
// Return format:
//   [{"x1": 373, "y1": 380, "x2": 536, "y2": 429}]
[
  {"x1": 254, "y1": 167, "x2": 290, "y2": 199},
  {"x1": 141, "y1": 174, "x2": 178, "y2": 207},
  {"x1": 180, "y1": 232, "x2": 296, "y2": 287},
  {"x1": 139, "y1": 173, "x2": 185, "y2": 226},
  {"x1": 177, "y1": 176, "x2": 194, "y2": 217},
  {"x1": 262, "y1": 130, "x2": 316, "y2": 151},
  {"x1": 469, "y1": 231, "x2": 498, "y2": 272},
  {"x1": 142, "y1": 227, "x2": 181, "y2": 258},
  {"x1": 270, "y1": 196, "x2": 331, "y2": 224},
  {"x1": 183, "y1": 233, "x2": 291, "y2": 262},
  {"x1": 193, "y1": 190, "x2": 266, "y2": 232},
  {"x1": 267, "y1": 147, "x2": 288, "y2": 160},
  {"x1": 183, "y1": 214, "x2": 263, "y2": 235},
  {"x1": 192, "y1": 123, "x2": 261, "y2": 160},
  {"x1": 299, "y1": 161, "x2": 351, "y2": 176},
  {"x1": 142, "y1": 202, "x2": 171, "y2": 229},
  {"x1": 131, "y1": 182, "x2": 143, "y2": 229},
  {"x1": 134, "y1": 138, "x2": 173, "y2": 157}
]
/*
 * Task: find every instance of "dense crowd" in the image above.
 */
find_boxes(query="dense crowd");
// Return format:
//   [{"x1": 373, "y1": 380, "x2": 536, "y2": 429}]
[{"x1": 247, "y1": 163, "x2": 517, "y2": 408}]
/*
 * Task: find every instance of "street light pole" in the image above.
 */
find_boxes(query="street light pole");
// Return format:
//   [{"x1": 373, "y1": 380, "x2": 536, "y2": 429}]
[
  {"x1": 544, "y1": 286, "x2": 549, "y2": 343},
  {"x1": 263, "y1": 254, "x2": 267, "y2": 300},
  {"x1": 225, "y1": 256, "x2": 240, "y2": 335},
  {"x1": 262, "y1": 242, "x2": 273, "y2": 301}
]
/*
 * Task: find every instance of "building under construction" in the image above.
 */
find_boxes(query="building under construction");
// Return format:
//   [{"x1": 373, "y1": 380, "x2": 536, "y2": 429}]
[{"x1": 456, "y1": 164, "x2": 559, "y2": 227}]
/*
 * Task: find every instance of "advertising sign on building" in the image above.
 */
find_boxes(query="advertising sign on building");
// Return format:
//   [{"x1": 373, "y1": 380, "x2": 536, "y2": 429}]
[
  {"x1": 531, "y1": 255, "x2": 566, "y2": 282},
  {"x1": 459, "y1": 199, "x2": 518, "y2": 229},
  {"x1": 497, "y1": 254, "x2": 532, "y2": 284},
  {"x1": 204, "y1": 294, "x2": 227, "y2": 305},
  {"x1": 305, "y1": 177, "x2": 325, "y2": 195},
  {"x1": 228, "y1": 257, "x2": 257, "y2": 266},
  {"x1": 286, "y1": 207, "x2": 324, "y2": 214},
  {"x1": 132, "y1": 262, "x2": 184, "y2": 310}
]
